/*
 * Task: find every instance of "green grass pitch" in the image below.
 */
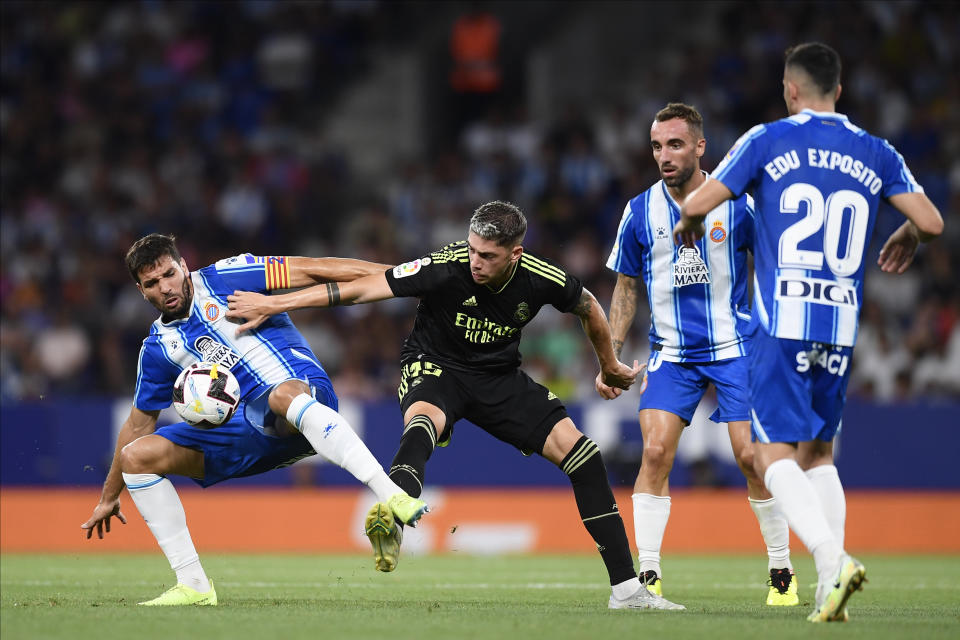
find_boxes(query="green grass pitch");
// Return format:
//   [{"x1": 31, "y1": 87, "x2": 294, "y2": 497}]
[{"x1": 2, "y1": 553, "x2": 958, "y2": 640}]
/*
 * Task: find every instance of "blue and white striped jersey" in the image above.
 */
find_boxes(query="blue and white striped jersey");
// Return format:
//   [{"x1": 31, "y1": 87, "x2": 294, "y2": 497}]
[
  {"x1": 134, "y1": 254, "x2": 327, "y2": 411},
  {"x1": 607, "y1": 176, "x2": 754, "y2": 362},
  {"x1": 713, "y1": 108, "x2": 924, "y2": 347}
]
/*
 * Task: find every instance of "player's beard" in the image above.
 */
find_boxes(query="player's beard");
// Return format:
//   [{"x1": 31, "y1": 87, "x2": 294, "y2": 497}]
[
  {"x1": 662, "y1": 164, "x2": 695, "y2": 188},
  {"x1": 160, "y1": 277, "x2": 193, "y2": 322}
]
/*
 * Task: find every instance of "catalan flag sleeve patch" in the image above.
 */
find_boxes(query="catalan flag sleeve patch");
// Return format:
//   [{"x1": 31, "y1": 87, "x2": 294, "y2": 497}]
[{"x1": 258, "y1": 256, "x2": 291, "y2": 290}]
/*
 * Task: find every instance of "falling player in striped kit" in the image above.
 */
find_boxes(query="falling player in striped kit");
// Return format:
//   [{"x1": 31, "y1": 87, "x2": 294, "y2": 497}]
[
  {"x1": 81, "y1": 233, "x2": 426, "y2": 606},
  {"x1": 676, "y1": 43, "x2": 943, "y2": 622},
  {"x1": 600, "y1": 103, "x2": 797, "y2": 605}
]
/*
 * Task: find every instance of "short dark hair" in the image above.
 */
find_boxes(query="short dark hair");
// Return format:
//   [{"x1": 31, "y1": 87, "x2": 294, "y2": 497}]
[
  {"x1": 784, "y1": 42, "x2": 841, "y2": 96},
  {"x1": 655, "y1": 102, "x2": 704, "y2": 139},
  {"x1": 125, "y1": 233, "x2": 181, "y2": 284},
  {"x1": 469, "y1": 201, "x2": 527, "y2": 247}
]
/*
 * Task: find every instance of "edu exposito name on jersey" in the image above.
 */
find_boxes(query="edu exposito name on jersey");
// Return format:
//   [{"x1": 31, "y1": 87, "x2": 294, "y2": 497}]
[{"x1": 762, "y1": 148, "x2": 883, "y2": 194}]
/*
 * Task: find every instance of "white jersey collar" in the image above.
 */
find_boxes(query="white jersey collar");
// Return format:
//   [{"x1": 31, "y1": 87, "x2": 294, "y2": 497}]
[{"x1": 800, "y1": 108, "x2": 849, "y2": 122}]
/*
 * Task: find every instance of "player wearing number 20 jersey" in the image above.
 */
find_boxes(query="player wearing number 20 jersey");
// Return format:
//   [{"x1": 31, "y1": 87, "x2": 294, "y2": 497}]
[
  {"x1": 712, "y1": 109, "x2": 924, "y2": 444},
  {"x1": 677, "y1": 41, "x2": 942, "y2": 624},
  {"x1": 674, "y1": 42, "x2": 943, "y2": 622},
  {"x1": 712, "y1": 109, "x2": 923, "y2": 348}
]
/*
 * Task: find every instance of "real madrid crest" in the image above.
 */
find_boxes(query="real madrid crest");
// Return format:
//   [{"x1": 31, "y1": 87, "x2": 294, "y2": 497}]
[{"x1": 513, "y1": 302, "x2": 530, "y2": 322}]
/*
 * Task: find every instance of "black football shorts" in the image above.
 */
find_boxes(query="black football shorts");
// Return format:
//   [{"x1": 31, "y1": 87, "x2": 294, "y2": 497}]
[{"x1": 397, "y1": 358, "x2": 569, "y2": 456}]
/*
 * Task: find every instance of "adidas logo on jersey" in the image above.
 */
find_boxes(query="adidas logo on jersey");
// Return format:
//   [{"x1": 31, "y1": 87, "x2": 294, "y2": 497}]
[{"x1": 462, "y1": 296, "x2": 477, "y2": 307}]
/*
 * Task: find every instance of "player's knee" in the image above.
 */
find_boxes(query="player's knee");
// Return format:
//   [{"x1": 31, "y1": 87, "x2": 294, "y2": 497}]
[
  {"x1": 734, "y1": 443, "x2": 757, "y2": 477},
  {"x1": 404, "y1": 401, "x2": 447, "y2": 437},
  {"x1": 641, "y1": 440, "x2": 674, "y2": 473},
  {"x1": 119, "y1": 441, "x2": 156, "y2": 474},
  {"x1": 268, "y1": 380, "x2": 310, "y2": 416}
]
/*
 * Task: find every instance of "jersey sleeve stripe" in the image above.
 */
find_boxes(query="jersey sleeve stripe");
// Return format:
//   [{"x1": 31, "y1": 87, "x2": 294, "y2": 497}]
[
  {"x1": 714, "y1": 125, "x2": 766, "y2": 182},
  {"x1": 133, "y1": 343, "x2": 149, "y2": 400},
  {"x1": 432, "y1": 246, "x2": 469, "y2": 263},
  {"x1": 520, "y1": 261, "x2": 566, "y2": 286},
  {"x1": 606, "y1": 202, "x2": 634, "y2": 271},
  {"x1": 879, "y1": 138, "x2": 924, "y2": 192},
  {"x1": 522, "y1": 254, "x2": 566, "y2": 279}
]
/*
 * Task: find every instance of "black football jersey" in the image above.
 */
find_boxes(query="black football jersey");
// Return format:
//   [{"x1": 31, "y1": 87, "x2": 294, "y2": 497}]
[{"x1": 385, "y1": 241, "x2": 584, "y2": 372}]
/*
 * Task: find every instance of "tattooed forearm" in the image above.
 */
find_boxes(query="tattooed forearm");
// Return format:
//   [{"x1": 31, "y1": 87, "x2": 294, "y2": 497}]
[
  {"x1": 608, "y1": 274, "x2": 638, "y2": 356},
  {"x1": 611, "y1": 338, "x2": 625, "y2": 359},
  {"x1": 326, "y1": 282, "x2": 341, "y2": 306},
  {"x1": 572, "y1": 290, "x2": 594, "y2": 318},
  {"x1": 576, "y1": 286, "x2": 619, "y2": 369}
]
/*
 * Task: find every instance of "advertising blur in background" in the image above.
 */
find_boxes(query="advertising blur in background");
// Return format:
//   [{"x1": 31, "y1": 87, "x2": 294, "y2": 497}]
[{"x1": 2, "y1": 1, "x2": 958, "y2": 555}]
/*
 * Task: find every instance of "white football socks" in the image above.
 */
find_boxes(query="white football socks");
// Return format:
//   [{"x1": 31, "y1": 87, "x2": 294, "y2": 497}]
[
  {"x1": 632, "y1": 493, "x2": 671, "y2": 577},
  {"x1": 748, "y1": 497, "x2": 792, "y2": 570},
  {"x1": 612, "y1": 576, "x2": 643, "y2": 600},
  {"x1": 286, "y1": 393, "x2": 403, "y2": 502},
  {"x1": 805, "y1": 464, "x2": 846, "y2": 549},
  {"x1": 763, "y1": 459, "x2": 842, "y2": 582},
  {"x1": 122, "y1": 472, "x2": 211, "y2": 593}
]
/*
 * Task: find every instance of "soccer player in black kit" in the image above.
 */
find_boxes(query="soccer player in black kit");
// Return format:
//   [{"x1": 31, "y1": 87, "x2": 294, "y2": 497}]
[{"x1": 228, "y1": 201, "x2": 684, "y2": 610}]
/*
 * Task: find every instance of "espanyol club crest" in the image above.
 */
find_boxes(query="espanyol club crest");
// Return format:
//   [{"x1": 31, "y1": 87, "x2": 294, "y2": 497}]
[
  {"x1": 709, "y1": 220, "x2": 727, "y2": 243},
  {"x1": 203, "y1": 302, "x2": 221, "y2": 321}
]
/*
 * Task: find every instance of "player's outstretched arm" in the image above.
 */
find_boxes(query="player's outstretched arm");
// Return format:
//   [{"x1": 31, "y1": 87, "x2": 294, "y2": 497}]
[
  {"x1": 572, "y1": 287, "x2": 642, "y2": 391},
  {"x1": 81, "y1": 407, "x2": 159, "y2": 539},
  {"x1": 287, "y1": 257, "x2": 394, "y2": 288},
  {"x1": 878, "y1": 193, "x2": 945, "y2": 274},
  {"x1": 675, "y1": 178, "x2": 735, "y2": 246},
  {"x1": 226, "y1": 271, "x2": 396, "y2": 334},
  {"x1": 595, "y1": 273, "x2": 640, "y2": 400}
]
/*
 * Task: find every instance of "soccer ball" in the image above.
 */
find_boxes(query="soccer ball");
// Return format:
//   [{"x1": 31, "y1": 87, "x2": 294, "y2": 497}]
[{"x1": 172, "y1": 362, "x2": 241, "y2": 427}]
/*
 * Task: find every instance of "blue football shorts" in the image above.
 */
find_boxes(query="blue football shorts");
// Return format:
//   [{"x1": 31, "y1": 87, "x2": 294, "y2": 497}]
[
  {"x1": 748, "y1": 328, "x2": 851, "y2": 444},
  {"x1": 638, "y1": 349, "x2": 751, "y2": 424},
  {"x1": 154, "y1": 365, "x2": 337, "y2": 487}
]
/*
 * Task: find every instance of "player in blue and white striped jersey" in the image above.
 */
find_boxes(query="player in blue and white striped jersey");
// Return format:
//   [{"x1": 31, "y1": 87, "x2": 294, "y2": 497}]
[
  {"x1": 677, "y1": 43, "x2": 943, "y2": 622},
  {"x1": 81, "y1": 234, "x2": 426, "y2": 606},
  {"x1": 601, "y1": 103, "x2": 797, "y2": 605}
]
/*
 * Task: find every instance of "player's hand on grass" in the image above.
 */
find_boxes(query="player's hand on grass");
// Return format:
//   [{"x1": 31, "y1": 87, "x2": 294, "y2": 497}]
[
  {"x1": 595, "y1": 371, "x2": 623, "y2": 400},
  {"x1": 81, "y1": 500, "x2": 126, "y2": 539},
  {"x1": 601, "y1": 359, "x2": 644, "y2": 391},
  {"x1": 878, "y1": 222, "x2": 920, "y2": 274},
  {"x1": 227, "y1": 291, "x2": 275, "y2": 334}
]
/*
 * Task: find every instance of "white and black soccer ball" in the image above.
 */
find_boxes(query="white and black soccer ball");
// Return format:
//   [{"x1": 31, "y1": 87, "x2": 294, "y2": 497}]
[{"x1": 172, "y1": 362, "x2": 241, "y2": 427}]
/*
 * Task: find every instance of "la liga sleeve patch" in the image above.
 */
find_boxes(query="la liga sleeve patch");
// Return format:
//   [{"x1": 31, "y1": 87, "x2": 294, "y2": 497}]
[{"x1": 393, "y1": 257, "x2": 431, "y2": 279}]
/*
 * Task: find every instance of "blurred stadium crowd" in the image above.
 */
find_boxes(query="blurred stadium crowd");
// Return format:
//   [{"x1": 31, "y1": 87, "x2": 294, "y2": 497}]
[{"x1": 1, "y1": 1, "x2": 957, "y2": 404}]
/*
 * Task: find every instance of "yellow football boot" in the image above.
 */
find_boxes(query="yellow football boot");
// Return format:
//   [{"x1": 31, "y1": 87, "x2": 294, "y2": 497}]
[
  {"x1": 807, "y1": 556, "x2": 866, "y2": 622},
  {"x1": 138, "y1": 581, "x2": 217, "y2": 606},
  {"x1": 365, "y1": 502, "x2": 403, "y2": 572},
  {"x1": 766, "y1": 568, "x2": 800, "y2": 606}
]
